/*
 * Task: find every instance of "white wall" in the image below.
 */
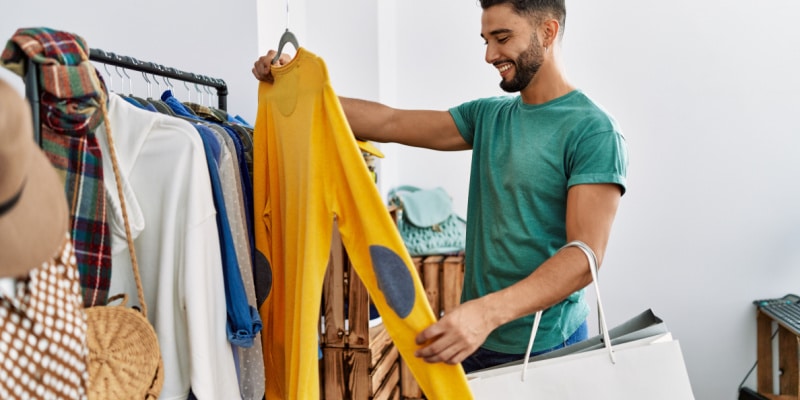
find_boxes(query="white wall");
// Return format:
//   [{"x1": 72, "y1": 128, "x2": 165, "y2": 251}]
[
  {"x1": 5, "y1": 1, "x2": 800, "y2": 399},
  {"x1": 568, "y1": 2, "x2": 800, "y2": 398},
  {"x1": 302, "y1": 1, "x2": 800, "y2": 399},
  {"x1": 0, "y1": 0, "x2": 260, "y2": 123}
]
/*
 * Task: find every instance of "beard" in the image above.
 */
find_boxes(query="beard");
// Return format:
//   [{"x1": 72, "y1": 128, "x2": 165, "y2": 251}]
[{"x1": 499, "y1": 34, "x2": 545, "y2": 93}]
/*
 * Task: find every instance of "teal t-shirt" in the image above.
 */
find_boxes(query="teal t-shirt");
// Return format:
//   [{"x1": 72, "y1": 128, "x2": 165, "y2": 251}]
[{"x1": 449, "y1": 90, "x2": 628, "y2": 354}]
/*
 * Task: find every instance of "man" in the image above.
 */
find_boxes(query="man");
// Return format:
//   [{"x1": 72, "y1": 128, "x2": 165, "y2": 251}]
[{"x1": 253, "y1": 0, "x2": 628, "y2": 373}]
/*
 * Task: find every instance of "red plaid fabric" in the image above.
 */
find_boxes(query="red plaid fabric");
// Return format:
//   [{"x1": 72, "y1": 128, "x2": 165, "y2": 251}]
[{"x1": 1, "y1": 27, "x2": 111, "y2": 307}]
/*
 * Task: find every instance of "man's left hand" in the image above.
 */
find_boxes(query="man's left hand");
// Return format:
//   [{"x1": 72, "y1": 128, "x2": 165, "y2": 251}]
[{"x1": 414, "y1": 298, "x2": 495, "y2": 365}]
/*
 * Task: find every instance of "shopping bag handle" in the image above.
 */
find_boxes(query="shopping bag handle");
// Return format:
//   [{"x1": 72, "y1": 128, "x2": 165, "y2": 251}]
[{"x1": 521, "y1": 240, "x2": 616, "y2": 381}]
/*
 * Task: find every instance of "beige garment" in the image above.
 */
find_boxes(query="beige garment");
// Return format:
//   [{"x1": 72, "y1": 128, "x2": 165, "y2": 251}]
[
  {"x1": 205, "y1": 123, "x2": 265, "y2": 400},
  {"x1": 0, "y1": 233, "x2": 89, "y2": 399}
]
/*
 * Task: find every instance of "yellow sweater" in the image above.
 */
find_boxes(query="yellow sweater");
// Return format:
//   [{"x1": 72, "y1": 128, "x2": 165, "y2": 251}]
[{"x1": 253, "y1": 48, "x2": 473, "y2": 399}]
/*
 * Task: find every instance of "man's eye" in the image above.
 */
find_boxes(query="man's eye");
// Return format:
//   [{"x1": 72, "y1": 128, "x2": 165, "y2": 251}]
[{"x1": 497, "y1": 37, "x2": 509, "y2": 43}]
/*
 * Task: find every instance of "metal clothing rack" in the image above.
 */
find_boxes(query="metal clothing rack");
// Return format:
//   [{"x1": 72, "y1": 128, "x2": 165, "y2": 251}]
[{"x1": 24, "y1": 48, "x2": 229, "y2": 145}]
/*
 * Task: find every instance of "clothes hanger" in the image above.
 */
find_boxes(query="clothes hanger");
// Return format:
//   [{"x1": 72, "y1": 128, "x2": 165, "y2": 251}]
[
  {"x1": 144, "y1": 73, "x2": 176, "y2": 116},
  {"x1": 164, "y1": 76, "x2": 174, "y2": 95},
  {"x1": 194, "y1": 82, "x2": 205, "y2": 107},
  {"x1": 115, "y1": 65, "x2": 134, "y2": 97},
  {"x1": 121, "y1": 71, "x2": 159, "y2": 111},
  {"x1": 141, "y1": 71, "x2": 152, "y2": 99},
  {"x1": 114, "y1": 66, "x2": 125, "y2": 94},
  {"x1": 272, "y1": 0, "x2": 299, "y2": 64},
  {"x1": 272, "y1": 29, "x2": 299, "y2": 64},
  {"x1": 120, "y1": 65, "x2": 148, "y2": 106},
  {"x1": 102, "y1": 63, "x2": 114, "y2": 93},
  {"x1": 203, "y1": 84, "x2": 215, "y2": 108},
  {"x1": 183, "y1": 80, "x2": 192, "y2": 104}
]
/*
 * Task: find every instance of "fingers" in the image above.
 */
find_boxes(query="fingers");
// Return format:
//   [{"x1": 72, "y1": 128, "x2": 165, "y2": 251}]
[
  {"x1": 276, "y1": 52, "x2": 292, "y2": 65},
  {"x1": 413, "y1": 301, "x2": 494, "y2": 366},
  {"x1": 418, "y1": 342, "x2": 465, "y2": 364},
  {"x1": 414, "y1": 320, "x2": 473, "y2": 365},
  {"x1": 252, "y1": 51, "x2": 277, "y2": 82},
  {"x1": 415, "y1": 331, "x2": 471, "y2": 365},
  {"x1": 252, "y1": 50, "x2": 294, "y2": 82},
  {"x1": 415, "y1": 321, "x2": 440, "y2": 346}
]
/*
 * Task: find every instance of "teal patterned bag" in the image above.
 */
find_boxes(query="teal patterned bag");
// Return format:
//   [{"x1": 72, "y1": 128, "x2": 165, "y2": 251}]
[{"x1": 388, "y1": 186, "x2": 466, "y2": 256}]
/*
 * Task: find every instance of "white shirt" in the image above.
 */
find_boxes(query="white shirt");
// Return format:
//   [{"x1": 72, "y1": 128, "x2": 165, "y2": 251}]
[{"x1": 96, "y1": 94, "x2": 242, "y2": 400}]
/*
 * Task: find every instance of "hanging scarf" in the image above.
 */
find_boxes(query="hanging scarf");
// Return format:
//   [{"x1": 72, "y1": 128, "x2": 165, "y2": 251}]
[{"x1": 1, "y1": 27, "x2": 111, "y2": 307}]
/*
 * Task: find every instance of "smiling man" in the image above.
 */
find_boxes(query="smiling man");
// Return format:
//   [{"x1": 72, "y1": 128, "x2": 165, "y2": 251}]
[{"x1": 253, "y1": 0, "x2": 628, "y2": 374}]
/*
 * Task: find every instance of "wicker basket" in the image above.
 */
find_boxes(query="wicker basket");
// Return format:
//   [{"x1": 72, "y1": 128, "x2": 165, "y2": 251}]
[{"x1": 86, "y1": 295, "x2": 164, "y2": 399}]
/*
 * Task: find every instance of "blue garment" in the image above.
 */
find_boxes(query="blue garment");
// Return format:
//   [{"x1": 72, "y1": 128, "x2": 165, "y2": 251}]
[
  {"x1": 122, "y1": 95, "x2": 145, "y2": 108},
  {"x1": 194, "y1": 124, "x2": 261, "y2": 348},
  {"x1": 228, "y1": 113, "x2": 253, "y2": 128},
  {"x1": 162, "y1": 90, "x2": 201, "y2": 120},
  {"x1": 142, "y1": 102, "x2": 158, "y2": 113},
  {"x1": 121, "y1": 95, "x2": 158, "y2": 112},
  {"x1": 163, "y1": 90, "x2": 256, "y2": 272},
  {"x1": 461, "y1": 320, "x2": 589, "y2": 373}
]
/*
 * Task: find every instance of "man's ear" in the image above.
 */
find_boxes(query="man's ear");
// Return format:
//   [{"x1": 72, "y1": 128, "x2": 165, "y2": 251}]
[{"x1": 541, "y1": 18, "x2": 561, "y2": 48}]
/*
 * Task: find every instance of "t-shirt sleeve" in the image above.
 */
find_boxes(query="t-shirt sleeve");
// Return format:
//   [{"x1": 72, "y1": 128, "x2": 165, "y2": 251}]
[
  {"x1": 568, "y1": 129, "x2": 629, "y2": 195},
  {"x1": 448, "y1": 100, "x2": 480, "y2": 145}
]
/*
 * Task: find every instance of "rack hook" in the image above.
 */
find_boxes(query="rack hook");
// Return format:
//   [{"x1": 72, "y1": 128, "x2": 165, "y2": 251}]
[
  {"x1": 102, "y1": 63, "x2": 114, "y2": 92},
  {"x1": 184, "y1": 80, "x2": 192, "y2": 103},
  {"x1": 141, "y1": 71, "x2": 152, "y2": 98}
]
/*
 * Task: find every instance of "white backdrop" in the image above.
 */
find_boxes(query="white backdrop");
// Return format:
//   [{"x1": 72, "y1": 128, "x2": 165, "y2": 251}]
[
  {"x1": 4, "y1": 1, "x2": 800, "y2": 398},
  {"x1": 0, "y1": 0, "x2": 260, "y2": 122},
  {"x1": 292, "y1": 1, "x2": 800, "y2": 399}
]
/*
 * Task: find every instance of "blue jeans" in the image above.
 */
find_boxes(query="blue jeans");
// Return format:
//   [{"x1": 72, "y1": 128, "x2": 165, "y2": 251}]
[{"x1": 461, "y1": 320, "x2": 589, "y2": 373}]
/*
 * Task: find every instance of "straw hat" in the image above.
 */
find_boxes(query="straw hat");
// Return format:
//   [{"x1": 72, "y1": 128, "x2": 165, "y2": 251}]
[{"x1": 0, "y1": 78, "x2": 68, "y2": 276}]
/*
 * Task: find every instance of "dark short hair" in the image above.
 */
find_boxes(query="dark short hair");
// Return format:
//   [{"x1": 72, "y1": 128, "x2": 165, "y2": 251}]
[{"x1": 479, "y1": 0, "x2": 566, "y2": 35}]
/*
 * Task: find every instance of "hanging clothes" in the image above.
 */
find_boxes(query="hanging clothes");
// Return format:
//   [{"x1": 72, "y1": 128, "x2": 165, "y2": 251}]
[
  {"x1": 96, "y1": 93, "x2": 241, "y2": 400},
  {"x1": 194, "y1": 123, "x2": 266, "y2": 399},
  {"x1": 253, "y1": 47, "x2": 473, "y2": 399},
  {"x1": 164, "y1": 90, "x2": 256, "y2": 262},
  {"x1": 162, "y1": 89, "x2": 262, "y2": 348},
  {"x1": 193, "y1": 123, "x2": 261, "y2": 347},
  {"x1": 156, "y1": 90, "x2": 266, "y2": 400},
  {"x1": 5, "y1": 24, "x2": 264, "y2": 399},
  {"x1": 0, "y1": 27, "x2": 112, "y2": 307}
]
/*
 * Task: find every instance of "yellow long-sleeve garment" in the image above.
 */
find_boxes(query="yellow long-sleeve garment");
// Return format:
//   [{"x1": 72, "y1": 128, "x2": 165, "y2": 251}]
[{"x1": 253, "y1": 48, "x2": 473, "y2": 399}]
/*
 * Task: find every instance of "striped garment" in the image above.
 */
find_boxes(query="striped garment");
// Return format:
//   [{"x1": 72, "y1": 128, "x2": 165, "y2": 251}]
[{"x1": 1, "y1": 27, "x2": 111, "y2": 307}]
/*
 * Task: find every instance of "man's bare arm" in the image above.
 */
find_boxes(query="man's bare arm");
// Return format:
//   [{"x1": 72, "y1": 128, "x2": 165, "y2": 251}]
[
  {"x1": 339, "y1": 97, "x2": 470, "y2": 151},
  {"x1": 253, "y1": 50, "x2": 470, "y2": 151},
  {"x1": 414, "y1": 183, "x2": 623, "y2": 365}
]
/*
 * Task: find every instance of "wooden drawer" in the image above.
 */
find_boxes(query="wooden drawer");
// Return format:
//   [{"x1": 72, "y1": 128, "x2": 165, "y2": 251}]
[{"x1": 320, "y1": 326, "x2": 400, "y2": 400}]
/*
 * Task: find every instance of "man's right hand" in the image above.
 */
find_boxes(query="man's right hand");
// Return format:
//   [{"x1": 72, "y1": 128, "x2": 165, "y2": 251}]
[{"x1": 252, "y1": 50, "x2": 293, "y2": 83}]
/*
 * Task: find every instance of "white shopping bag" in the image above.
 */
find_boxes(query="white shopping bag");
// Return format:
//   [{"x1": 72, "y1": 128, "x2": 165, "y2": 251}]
[{"x1": 467, "y1": 241, "x2": 695, "y2": 400}]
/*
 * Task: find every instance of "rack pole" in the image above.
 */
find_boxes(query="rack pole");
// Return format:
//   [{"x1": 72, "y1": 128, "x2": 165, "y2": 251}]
[
  {"x1": 24, "y1": 59, "x2": 41, "y2": 146},
  {"x1": 88, "y1": 49, "x2": 228, "y2": 111}
]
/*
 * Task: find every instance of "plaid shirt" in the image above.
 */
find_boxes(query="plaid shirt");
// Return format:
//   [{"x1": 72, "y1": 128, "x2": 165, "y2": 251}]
[{"x1": 1, "y1": 27, "x2": 111, "y2": 307}]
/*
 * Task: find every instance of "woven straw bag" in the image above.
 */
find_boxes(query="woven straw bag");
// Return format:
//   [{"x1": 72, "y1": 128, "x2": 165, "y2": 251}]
[
  {"x1": 85, "y1": 295, "x2": 163, "y2": 399},
  {"x1": 84, "y1": 99, "x2": 164, "y2": 399}
]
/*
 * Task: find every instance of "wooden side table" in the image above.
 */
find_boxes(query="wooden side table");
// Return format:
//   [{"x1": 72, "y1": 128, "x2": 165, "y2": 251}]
[{"x1": 757, "y1": 309, "x2": 799, "y2": 399}]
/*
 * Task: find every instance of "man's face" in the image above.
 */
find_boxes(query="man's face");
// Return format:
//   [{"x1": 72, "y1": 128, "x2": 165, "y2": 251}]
[
  {"x1": 481, "y1": 4, "x2": 544, "y2": 93},
  {"x1": 500, "y1": 33, "x2": 544, "y2": 92}
]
